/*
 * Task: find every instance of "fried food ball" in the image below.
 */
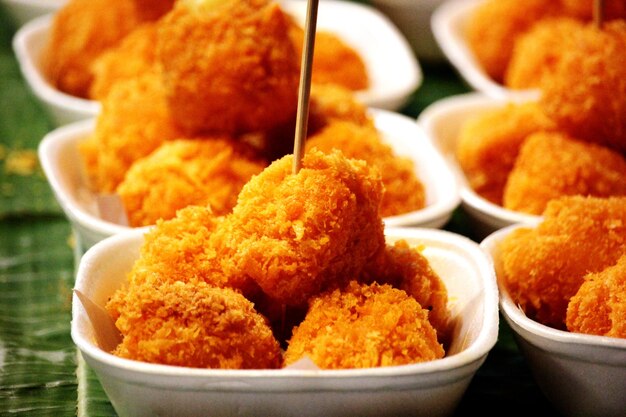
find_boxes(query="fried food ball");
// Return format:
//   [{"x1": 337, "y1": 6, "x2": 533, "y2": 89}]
[
  {"x1": 117, "y1": 138, "x2": 267, "y2": 227},
  {"x1": 79, "y1": 72, "x2": 183, "y2": 192},
  {"x1": 43, "y1": 0, "x2": 143, "y2": 98},
  {"x1": 456, "y1": 102, "x2": 556, "y2": 204},
  {"x1": 284, "y1": 281, "x2": 444, "y2": 369},
  {"x1": 210, "y1": 149, "x2": 386, "y2": 307},
  {"x1": 561, "y1": 0, "x2": 626, "y2": 21},
  {"x1": 465, "y1": 0, "x2": 561, "y2": 83},
  {"x1": 539, "y1": 20, "x2": 626, "y2": 154},
  {"x1": 157, "y1": 0, "x2": 300, "y2": 136},
  {"x1": 125, "y1": 204, "x2": 259, "y2": 296},
  {"x1": 106, "y1": 281, "x2": 282, "y2": 369},
  {"x1": 500, "y1": 196, "x2": 626, "y2": 329},
  {"x1": 130, "y1": 0, "x2": 176, "y2": 21},
  {"x1": 503, "y1": 132, "x2": 626, "y2": 215},
  {"x1": 290, "y1": 26, "x2": 369, "y2": 91},
  {"x1": 360, "y1": 240, "x2": 450, "y2": 344},
  {"x1": 308, "y1": 83, "x2": 375, "y2": 135},
  {"x1": 306, "y1": 121, "x2": 426, "y2": 217},
  {"x1": 566, "y1": 254, "x2": 626, "y2": 339},
  {"x1": 90, "y1": 22, "x2": 160, "y2": 101},
  {"x1": 504, "y1": 18, "x2": 584, "y2": 90}
]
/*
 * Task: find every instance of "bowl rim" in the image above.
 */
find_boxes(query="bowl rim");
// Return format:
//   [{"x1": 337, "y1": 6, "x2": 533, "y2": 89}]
[
  {"x1": 72, "y1": 226, "x2": 499, "y2": 382},
  {"x1": 481, "y1": 224, "x2": 626, "y2": 359}
]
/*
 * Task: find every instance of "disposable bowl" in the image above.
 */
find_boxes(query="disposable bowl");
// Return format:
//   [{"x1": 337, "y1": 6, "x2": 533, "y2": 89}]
[
  {"x1": 14, "y1": 0, "x2": 421, "y2": 126},
  {"x1": 38, "y1": 109, "x2": 461, "y2": 252},
  {"x1": 72, "y1": 226, "x2": 499, "y2": 417},
  {"x1": 417, "y1": 92, "x2": 539, "y2": 239},
  {"x1": 481, "y1": 225, "x2": 626, "y2": 417}
]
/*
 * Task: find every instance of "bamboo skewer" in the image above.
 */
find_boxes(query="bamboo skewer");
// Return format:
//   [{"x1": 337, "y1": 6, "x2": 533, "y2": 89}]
[{"x1": 593, "y1": 0, "x2": 604, "y2": 29}]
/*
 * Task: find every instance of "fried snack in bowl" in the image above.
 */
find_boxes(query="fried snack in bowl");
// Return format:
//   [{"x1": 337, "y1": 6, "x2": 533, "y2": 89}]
[
  {"x1": 418, "y1": 92, "x2": 540, "y2": 239},
  {"x1": 481, "y1": 199, "x2": 626, "y2": 417},
  {"x1": 72, "y1": 223, "x2": 498, "y2": 417}
]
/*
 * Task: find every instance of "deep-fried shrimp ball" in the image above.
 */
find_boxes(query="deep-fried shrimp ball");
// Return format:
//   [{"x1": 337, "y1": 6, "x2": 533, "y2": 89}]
[
  {"x1": 157, "y1": 0, "x2": 300, "y2": 135},
  {"x1": 210, "y1": 149, "x2": 385, "y2": 306},
  {"x1": 117, "y1": 138, "x2": 266, "y2": 227},
  {"x1": 107, "y1": 281, "x2": 282, "y2": 369},
  {"x1": 90, "y1": 22, "x2": 159, "y2": 100},
  {"x1": 456, "y1": 102, "x2": 556, "y2": 204},
  {"x1": 284, "y1": 281, "x2": 444, "y2": 369},
  {"x1": 360, "y1": 240, "x2": 449, "y2": 344},
  {"x1": 308, "y1": 83, "x2": 374, "y2": 135},
  {"x1": 566, "y1": 254, "x2": 626, "y2": 339},
  {"x1": 500, "y1": 196, "x2": 626, "y2": 329},
  {"x1": 465, "y1": 0, "x2": 561, "y2": 83},
  {"x1": 125, "y1": 204, "x2": 259, "y2": 296},
  {"x1": 561, "y1": 0, "x2": 626, "y2": 20},
  {"x1": 504, "y1": 18, "x2": 584, "y2": 90},
  {"x1": 306, "y1": 121, "x2": 425, "y2": 217},
  {"x1": 43, "y1": 0, "x2": 143, "y2": 98},
  {"x1": 539, "y1": 20, "x2": 626, "y2": 153},
  {"x1": 79, "y1": 72, "x2": 183, "y2": 192},
  {"x1": 503, "y1": 132, "x2": 626, "y2": 215}
]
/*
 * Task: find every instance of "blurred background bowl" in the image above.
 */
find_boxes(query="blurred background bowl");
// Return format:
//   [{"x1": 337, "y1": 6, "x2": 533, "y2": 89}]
[{"x1": 1, "y1": 0, "x2": 65, "y2": 27}]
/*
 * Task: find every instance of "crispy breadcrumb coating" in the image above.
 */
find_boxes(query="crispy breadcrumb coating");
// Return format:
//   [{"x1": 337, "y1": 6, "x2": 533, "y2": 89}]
[
  {"x1": 79, "y1": 72, "x2": 183, "y2": 193},
  {"x1": 43, "y1": 0, "x2": 143, "y2": 98},
  {"x1": 117, "y1": 138, "x2": 266, "y2": 227},
  {"x1": 504, "y1": 18, "x2": 584, "y2": 90},
  {"x1": 90, "y1": 22, "x2": 160, "y2": 101},
  {"x1": 306, "y1": 121, "x2": 425, "y2": 217},
  {"x1": 500, "y1": 196, "x2": 626, "y2": 329},
  {"x1": 107, "y1": 281, "x2": 282, "y2": 369},
  {"x1": 539, "y1": 20, "x2": 626, "y2": 154},
  {"x1": 465, "y1": 0, "x2": 561, "y2": 83},
  {"x1": 360, "y1": 240, "x2": 449, "y2": 344},
  {"x1": 308, "y1": 84, "x2": 374, "y2": 135},
  {"x1": 456, "y1": 102, "x2": 556, "y2": 205},
  {"x1": 157, "y1": 0, "x2": 300, "y2": 136},
  {"x1": 210, "y1": 149, "x2": 385, "y2": 306},
  {"x1": 131, "y1": 0, "x2": 176, "y2": 21},
  {"x1": 503, "y1": 132, "x2": 626, "y2": 215},
  {"x1": 566, "y1": 254, "x2": 626, "y2": 339},
  {"x1": 284, "y1": 281, "x2": 444, "y2": 369},
  {"x1": 561, "y1": 0, "x2": 626, "y2": 20}
]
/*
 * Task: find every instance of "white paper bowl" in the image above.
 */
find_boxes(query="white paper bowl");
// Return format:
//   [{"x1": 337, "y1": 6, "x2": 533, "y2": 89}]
[
  {"x1": 13, "y1": 1, "x2": 421, "y2": 127},
  {"x1": 72, "y1": 226, "x2": 499, "y2": 417},
  {"x1": 431, "y1": 0, "x2": 539, "y2": 101},
  {"x1": 38, "y1": 110, "x2": 460, "y2": 252},
  {"x1": 369, "y1": 0, "x2": 446, "y2": 63},
  {"x1": 417, "y1": 92, "x2": 539, "y2": 238},
  {"x1": 481, "y1": 225, "x2": 626, "y2": 417},
  {"x1": 1, "y1": 0, "x2": 65, "y2": 27}
]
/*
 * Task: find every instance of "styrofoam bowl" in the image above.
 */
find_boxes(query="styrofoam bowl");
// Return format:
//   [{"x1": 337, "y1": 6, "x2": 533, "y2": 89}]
[
  {"x1": 417, "y1": 92, "x2": 539, "y2": 239},
  {"x1": 1, "y1": 0, "x2": 65, "y2": 27},
  {"x1": 481, "y1": 225, "x2": 626, "y2": 417},
  {"x1": 431, "y1": 0, "x2": 540, "y2": 101},
  {"x1": 13, "y1": 1, "x2": 421, "y2": 127},
  {"x1": 38, "y1": 109, "x2": 460, "y2": 252},
  {"x1": 72, "y1": 226, "x2": 499, "y2": 417}
]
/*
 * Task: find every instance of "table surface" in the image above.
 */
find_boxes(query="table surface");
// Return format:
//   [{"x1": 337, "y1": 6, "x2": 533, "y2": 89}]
[{"x1": 0, "y1": 2, "x2": 563, "y2": 416}]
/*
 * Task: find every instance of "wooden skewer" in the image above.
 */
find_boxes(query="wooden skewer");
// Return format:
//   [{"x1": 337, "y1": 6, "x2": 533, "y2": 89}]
[
  {"x1": 593, "y1": 0, "x2": 604, "y2": 29},
  {"x1": 292, "y1": 0, "x2": 320, "y2": 174},
  {"x1": 74, "y1": 289, "x2": 122, "y2": 353}
]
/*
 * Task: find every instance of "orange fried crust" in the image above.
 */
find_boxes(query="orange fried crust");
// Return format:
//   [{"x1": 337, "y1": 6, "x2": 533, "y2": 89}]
[
  {"x1": 465, "y1": 0, "x2": 561, "y2": 83},
  {"x1": 539, "y1": 20, "x2": 626, "y2": 154},
  {"x1": 360, "y1": 240, "x2": 450, "y2": 344},
  {"x1": 456, "y1": 102, "x2": 556, "y2": 205},
  {"x1": 561, "y1": 0, "x2": 626, "y2": 20},
  {"x1": 130, "y1": 0, "x2": 176, "y2": 21},
  {"x1": 504, "y1": 18, "x2": 584, "y2": 90},
  {"x1": 209, "y1": 149, "x2": 385, "y2": 306},
  {"x1": 500, "y1": 196, "x2": 626, "y2": 329},
  {"x1": 566, "y1": 254, "x2": 626, "y2": 339},
  {"x1": 308, "y1": 83, "x2": 374, "y2": 135},
  {"x1": 306, "y1": 121, "x2": 425, "y2": 217},
  {"x1": 80, "y1": 72, "x2": 183, "y2": 193},
  {"x1": 89, "y1": 22, "x2": 160, "y2": 101},
  {"x1": 156, "y1": 0, "x2": 300, "y2": 136},
  {"x1": 107, "y1": 281, "x2": 282, "y2": 369},
  {"x1": 116, "y1": 138, "x2": 266, "y2": 227},
  {"x1": 43, "y1": 0, "x2": 143, "y2": 98},
  {"x1": 284, "y1": 281, "x2": 444, "y2": 369},
  {"x1": 503, "y1": 132, "x2": 626, "y2": 215}
]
